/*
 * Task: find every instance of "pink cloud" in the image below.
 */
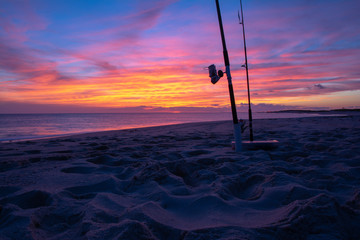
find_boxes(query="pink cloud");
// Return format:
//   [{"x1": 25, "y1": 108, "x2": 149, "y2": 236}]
[{"x1": 0, "y1": 0, "x2": 49, "y2": 43}]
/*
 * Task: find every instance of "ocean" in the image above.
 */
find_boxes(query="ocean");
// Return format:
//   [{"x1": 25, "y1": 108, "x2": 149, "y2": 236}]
[{"x1": 0, "y1": 112, "x2": 329, "y2": 142}]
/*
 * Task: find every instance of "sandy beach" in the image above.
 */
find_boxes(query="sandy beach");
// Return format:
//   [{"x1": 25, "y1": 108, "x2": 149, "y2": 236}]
[{"x1": 1, "y1": 114, "x2": 360, "y2": 239}]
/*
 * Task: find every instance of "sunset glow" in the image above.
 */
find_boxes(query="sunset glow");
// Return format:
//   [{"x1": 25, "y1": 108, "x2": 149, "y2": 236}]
[{"x1": 1, "y1": 0, "x2": 359, "y2": 113}]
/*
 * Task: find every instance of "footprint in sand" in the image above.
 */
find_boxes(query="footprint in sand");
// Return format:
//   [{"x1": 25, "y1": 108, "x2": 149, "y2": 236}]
[
  {"x1": 185, "y1": 149, "x2": 212, "y2": 157},
  {"x1": 63, "y1": 178, "x2": 122, "y2": 199},
  {"x1": 224, "y1": 175, "x2": 265, "y2": 200},
  {"x1": 31, "y1": 206, "x2": 85, "y2": 235},
  {"x1": 1, "y1": 190, "x2": 52, "y2": 209},
  {"x1": 61, "y1": 166, "x2": 98, "y2": 174}
]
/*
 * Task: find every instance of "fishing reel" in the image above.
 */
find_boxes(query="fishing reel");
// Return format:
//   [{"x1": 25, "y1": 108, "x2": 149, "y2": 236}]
[{"x1": 208, "y1": 64, "x2": 224, "y2": 84}]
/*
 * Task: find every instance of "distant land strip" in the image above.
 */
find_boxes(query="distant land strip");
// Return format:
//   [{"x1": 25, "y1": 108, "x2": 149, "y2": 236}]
[{"x1": 269, "y1": 109, "x2": 360, "y2": 114}]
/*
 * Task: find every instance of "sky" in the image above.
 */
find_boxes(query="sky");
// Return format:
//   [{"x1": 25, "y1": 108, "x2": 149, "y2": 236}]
[{"x1": 1, "y1": 0, "x2": 359, "y2": 113}]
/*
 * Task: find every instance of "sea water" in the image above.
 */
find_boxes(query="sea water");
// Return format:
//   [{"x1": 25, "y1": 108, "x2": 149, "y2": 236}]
[{"x1": 0, "y1": 112, "x2": 327, "y2": 142}]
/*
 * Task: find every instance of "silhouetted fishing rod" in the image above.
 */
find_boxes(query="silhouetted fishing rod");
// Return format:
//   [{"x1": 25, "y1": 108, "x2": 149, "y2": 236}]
[
  {"x1": 209, "y1": 0, "x2": 242, "y2": 152},
  {"x1": 238, "y1": 0, "x2": 254, "y2": 141}
]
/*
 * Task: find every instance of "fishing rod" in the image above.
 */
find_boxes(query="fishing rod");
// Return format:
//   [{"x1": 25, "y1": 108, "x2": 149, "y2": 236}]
[
  {"x1": 209, "y1": 0, "x2": 242, "y2": 152},
  {"x1": 239, "y1": 0, "x2": 254, "y2": 141},
  {"x1": 208, "y1": 0, "x2": 278, "y2": 151}
]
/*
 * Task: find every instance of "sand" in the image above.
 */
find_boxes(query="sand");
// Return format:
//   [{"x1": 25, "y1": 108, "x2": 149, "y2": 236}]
[{"x1": 0, "y1": 115, "x2": 360, "y2": 239}]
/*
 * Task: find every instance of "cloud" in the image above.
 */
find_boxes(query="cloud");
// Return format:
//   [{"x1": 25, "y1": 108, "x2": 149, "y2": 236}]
[
  {"x1": 313, "y1": 84, "x2": 325, "y2": 90},
  {"x1": 1, "y1": 0, "x2": 359, "y2": 110},
  {"x1": 0, "y1": 0, "x2": 49, "y2": 43},
  {"x1": 0, "y1": 40, "x2": 73, "y2": 85}
]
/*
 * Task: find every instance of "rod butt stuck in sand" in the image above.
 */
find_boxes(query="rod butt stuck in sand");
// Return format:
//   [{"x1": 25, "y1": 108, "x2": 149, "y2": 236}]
[{"x1": 212, "y1": 0, "x2": 242, "y2": 152}]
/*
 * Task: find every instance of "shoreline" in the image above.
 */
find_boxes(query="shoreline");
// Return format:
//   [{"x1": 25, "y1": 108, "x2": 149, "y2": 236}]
[
  {"x1": 0, "y1": 113, "x2": 352, "y2": 144},
  {"x1": 0, "y1": 120, "x2": 223, "y2": 144}
]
